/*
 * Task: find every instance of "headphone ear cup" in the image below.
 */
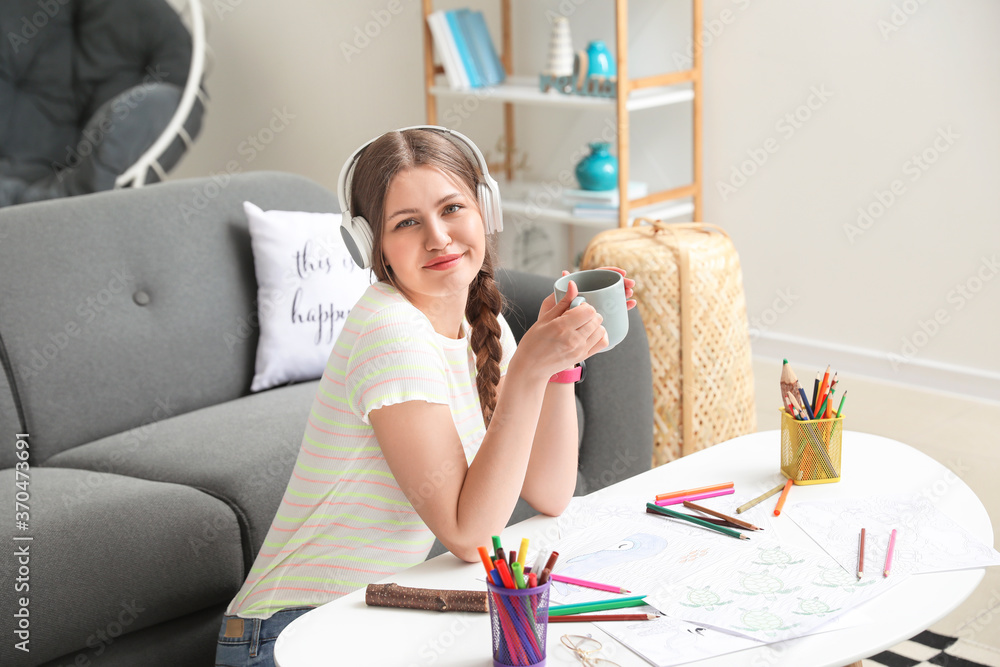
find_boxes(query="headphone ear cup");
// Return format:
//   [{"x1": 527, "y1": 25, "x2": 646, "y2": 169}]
[
  {"x1": 478, "y1": 182, "x2": 502, "y2": 234},
  {"x1": 341, "y1": 215, "x2": 375, "y2": 270}
]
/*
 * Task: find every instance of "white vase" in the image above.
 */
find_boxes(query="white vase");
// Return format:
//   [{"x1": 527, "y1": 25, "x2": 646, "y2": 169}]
[{"x1": 544, "y1": 17, "x2": 574, "y2": 77}]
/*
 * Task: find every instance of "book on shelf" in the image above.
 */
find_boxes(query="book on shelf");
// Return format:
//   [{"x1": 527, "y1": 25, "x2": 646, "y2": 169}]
[
  {"x1": 427, "y1": 8, "x2": 505, "y2": 90},
  {"x1": 445, "y1": 10, "x2": 483, "y2": 88},
  {"x1": 427, "y1": 11, "x2": 467, "y2": 89},
  {"x1": 562, "y1": 182, "x2": 648, "y2": 206},
  {"x1": 464, "y1": 10, "x2": 505, "y2": 86}
]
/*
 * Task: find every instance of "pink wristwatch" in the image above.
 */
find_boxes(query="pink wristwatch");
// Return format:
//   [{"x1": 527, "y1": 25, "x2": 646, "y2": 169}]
[{"x1": 549, "y1": 361, "x2": 586, "y2": 384}]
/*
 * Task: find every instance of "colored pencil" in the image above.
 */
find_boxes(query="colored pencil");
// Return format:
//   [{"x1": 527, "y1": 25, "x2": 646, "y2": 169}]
[
  {"x1": 884, "y1": 529, "x2": 897, "y2": 577},
  {"x1": 780, "y1": 359, "x2": 798, "y2": 407},
  {"x1": 654, "y1": 488, "x2": 735, "y2": 506},
  {"x1": 816, "y1": 365, "x2": 832, "y2": 415},
  {"x1": 835, "y1": 391, "x2": 848, "y2": 418},
  {"x1": 549, "y1": 596, "x2": 648, "y2": 616},
  {"x1": 646, "y1": 503, "x2": 749, "y2": 540},
  {"x1": 798, "y1": 386, "x2": 815, "y2": 419},
  {"x1": 858, "y1": 528, "x2": 866, "y2": 580},
  {"x1": 550, "y1": 573, "x2": 630, "y2": 594},
  {"x1": 648, "y1": 509, "x2": 746, "y2": 529},
  {"x1": 549, "y1": 613, "x2": 659, "y2": 623},
  {"x1": 655, "y1": 482, "x2": 734, "y2": 501},
  {"x1": 812, "y1": 372, "x2": 821, "y2": 411},
  {"x1": 683, "y1": 500, "x2": 761, "y2": 531},
  {"x1": 773, "y1": 478, "x2": 794, "y2": 516},
  {"x1": 815, "y1": 389, "x2": 834, "y2": 422},
  {"x1": 736, "y1": 482, "x2": 786, "y2": 513},
  {"x1": 825, "y1": 374, "x2": 838, "y2": 418}
]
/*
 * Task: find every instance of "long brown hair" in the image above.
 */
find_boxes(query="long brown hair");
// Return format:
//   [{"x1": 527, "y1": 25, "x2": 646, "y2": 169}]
[{"x1": 348, "y1": 128, "x2": 505, "y2": 425}]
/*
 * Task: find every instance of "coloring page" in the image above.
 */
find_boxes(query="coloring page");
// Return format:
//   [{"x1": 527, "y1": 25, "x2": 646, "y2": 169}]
[
  {"x1": 786, "y1": 493, "x2": 1000, "y2": 576},
  {"x1": 646, "y1": 541, "x2": 914, "y2": 643},
  {"x1": 544, "y1": 515, "x2": 760, "y2": 608},
  {"x1": 596, "y1": 615, "x2": 762, "y2": 667}
]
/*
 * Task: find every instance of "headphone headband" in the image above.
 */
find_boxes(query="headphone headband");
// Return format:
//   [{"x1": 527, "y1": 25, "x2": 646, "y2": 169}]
[{"x1": 337, "y1": 125, "x2": 502, "y2": 269}]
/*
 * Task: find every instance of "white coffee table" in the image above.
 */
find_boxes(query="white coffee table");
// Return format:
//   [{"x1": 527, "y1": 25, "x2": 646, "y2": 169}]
[{"x1": 274, "y1": 431, "x2": 992, "y2": 667}]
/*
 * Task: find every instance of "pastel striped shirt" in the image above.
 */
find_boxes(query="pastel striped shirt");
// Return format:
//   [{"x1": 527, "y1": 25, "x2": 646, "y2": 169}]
[{"x1": 225, "y1": 282, "x2": 516, "y2": 618}]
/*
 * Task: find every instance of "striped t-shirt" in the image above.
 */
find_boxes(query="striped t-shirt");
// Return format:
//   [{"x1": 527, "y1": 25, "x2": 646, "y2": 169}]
[{"x1": 225, "y1": 281, "x2": 516, "y2": 618}]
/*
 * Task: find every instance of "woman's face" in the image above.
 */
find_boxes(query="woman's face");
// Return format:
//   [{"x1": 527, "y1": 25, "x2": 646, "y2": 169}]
[{"x1": 380, "y1": 165, "x2": 486, "y2": 308}]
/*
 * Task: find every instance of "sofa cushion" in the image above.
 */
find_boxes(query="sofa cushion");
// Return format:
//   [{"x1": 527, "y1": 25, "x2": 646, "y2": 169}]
[
  {"x1": 0, "y1": 468, "x2": 242, "y2": 667},
  {"x1": 46, "y1": 380, "x2": 319, "y2": 573},
  {"x1": 243, "y1": 202, "x2": 371, "y2": 392}
]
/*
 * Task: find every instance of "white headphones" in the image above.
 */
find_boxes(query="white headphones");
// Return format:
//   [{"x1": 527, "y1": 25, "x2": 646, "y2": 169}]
[{"x1": 337, "y1": 125, "x2": 503, "y2": 270}]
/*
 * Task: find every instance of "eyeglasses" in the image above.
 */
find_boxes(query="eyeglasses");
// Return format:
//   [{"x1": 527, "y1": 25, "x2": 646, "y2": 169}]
[{"x1": 560, "y1": 634, "x2": 621, "y2": 667}]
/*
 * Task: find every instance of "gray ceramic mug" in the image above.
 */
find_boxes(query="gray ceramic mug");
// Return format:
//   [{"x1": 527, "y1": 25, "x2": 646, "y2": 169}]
[{"x1": 553, "y1": 269, "x2": 629, "y2": 352}]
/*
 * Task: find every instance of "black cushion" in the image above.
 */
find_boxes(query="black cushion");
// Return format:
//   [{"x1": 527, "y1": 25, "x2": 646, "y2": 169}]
[{"x1": 0, "y1": 0, "x2": 201, "y2": 206}]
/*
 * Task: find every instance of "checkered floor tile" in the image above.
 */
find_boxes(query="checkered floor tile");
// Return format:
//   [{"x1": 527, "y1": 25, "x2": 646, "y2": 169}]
[{"x1": 863, "y1": 631, "x2": 1000, "y2": 667}]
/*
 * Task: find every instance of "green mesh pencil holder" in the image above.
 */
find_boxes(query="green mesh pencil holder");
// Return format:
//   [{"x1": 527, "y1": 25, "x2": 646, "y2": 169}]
[
  {"x1": 779, "y1": 409, "x2": 843, "y2": 485},
  {"x1": 487, "y1": 579, "x2": 549, "y2": 667}
]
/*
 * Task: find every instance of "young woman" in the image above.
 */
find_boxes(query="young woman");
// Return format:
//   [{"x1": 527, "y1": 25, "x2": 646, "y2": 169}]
[{"x1": 215, "y1": 127, "x2": 635, "y2": 666}]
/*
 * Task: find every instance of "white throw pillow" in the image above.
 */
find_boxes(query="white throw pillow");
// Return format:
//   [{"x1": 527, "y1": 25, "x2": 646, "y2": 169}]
[{"x1": 244, "y1": 201, "x2": 372, "y2": 392}]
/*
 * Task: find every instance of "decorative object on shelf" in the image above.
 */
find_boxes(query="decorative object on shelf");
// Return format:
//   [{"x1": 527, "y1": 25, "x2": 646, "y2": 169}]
[
  {"x1": 575, "y1": 142, "x2": 619, "y2": 191},
  {"x1": 585, "y1": 40, "x2": 616, "y2": 78},
  {"x1": 543, "y1": 16, "x2": 574, "y2": 78},
  {"x1": 538, "y1": 24, "x2": 618, "y2": 99}
]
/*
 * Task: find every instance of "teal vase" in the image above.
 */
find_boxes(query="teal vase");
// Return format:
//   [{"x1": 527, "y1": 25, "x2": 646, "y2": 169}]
[
  {"x1": 586, "y1": 40, "x2": 616, "y2": 78},
  {"x1": 575, "y1": 142, "x2": 618, "y2": 191}
]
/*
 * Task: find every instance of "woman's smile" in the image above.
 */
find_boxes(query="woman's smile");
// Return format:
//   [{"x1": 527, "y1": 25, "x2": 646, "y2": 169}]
[{"x1": 424, "y1": 253, "x2": 464, "y2": 270}]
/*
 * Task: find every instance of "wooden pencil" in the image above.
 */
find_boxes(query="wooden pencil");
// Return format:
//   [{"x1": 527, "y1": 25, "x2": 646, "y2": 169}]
[
  {"x1": 736, "y1": 482, "x2": 786, "y2": 513},
  {"x1": 683, "y1": 500, "x2": 761, "y2": 531},
  {"x1": 780, "y1": 359, "x2": 798, "y2": 407},
  {"x1": 646, "y1": 503, "x2": 749, "y2": 540},
  {"x1": 549, "y1": 613, "x2": 659, "y2": 623}
]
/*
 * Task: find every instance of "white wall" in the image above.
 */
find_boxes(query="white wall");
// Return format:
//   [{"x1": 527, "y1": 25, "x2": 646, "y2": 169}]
[{"x1": 170, "y1": 0, "x2": 1000, "y2": 400}]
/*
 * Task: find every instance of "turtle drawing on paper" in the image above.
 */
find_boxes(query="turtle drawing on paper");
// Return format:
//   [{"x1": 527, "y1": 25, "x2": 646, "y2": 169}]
[
  {"x1": 679, "y1": 585, "x2": 733, "y2": 611},
  {"x1": 550, "y1": 532, "x2": 667, "y2": 596},
  {"x1": 813, "y1": 563, "x2": 876, "y2": 592},
  {"x1": 752, "y1": 546, "x2": 805, "y2": 569},
  {"x1": 733, "y1": 607, "x2": 799, "y2": 638},
  {"x1": 731, "y1": 570, "x2": 801, "y2": 601},
  {"x1": 792, "y1": 596, "x2": 841, "y2": 616}
]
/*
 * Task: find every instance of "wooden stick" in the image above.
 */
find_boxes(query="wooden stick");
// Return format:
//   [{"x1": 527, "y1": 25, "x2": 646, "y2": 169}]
[
  {"x1": 365, "y1": 583, "x2": 488, "y2": 613},
  {"x1": 683, "y1": 500, "x2": 761, "y2": 531}
]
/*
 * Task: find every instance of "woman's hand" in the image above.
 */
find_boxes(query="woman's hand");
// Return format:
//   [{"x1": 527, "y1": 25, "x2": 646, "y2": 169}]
[{"x1": 514, "y1": 280, "x2": 608, "y2": 382}]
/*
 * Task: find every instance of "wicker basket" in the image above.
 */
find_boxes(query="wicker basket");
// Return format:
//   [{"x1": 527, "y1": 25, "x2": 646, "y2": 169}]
[{"x1": 581, "y1": 219, "x2": 756, "y2": 466}]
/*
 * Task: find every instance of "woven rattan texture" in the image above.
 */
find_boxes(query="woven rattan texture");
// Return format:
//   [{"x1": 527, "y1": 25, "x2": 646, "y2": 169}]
[{"x1": 581, "y1": 221, "x2": 756, "y2": 466}]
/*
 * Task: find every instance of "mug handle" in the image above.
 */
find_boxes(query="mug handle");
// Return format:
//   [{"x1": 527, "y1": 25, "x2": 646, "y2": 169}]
[{"x1": 570, "y1": 296, "x2": 586, "y2": 308}]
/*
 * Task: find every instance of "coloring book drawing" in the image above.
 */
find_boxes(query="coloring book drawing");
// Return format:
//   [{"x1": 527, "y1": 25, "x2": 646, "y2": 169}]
[
  {"x1": 786, "y1": 493, "x2": 1000, "y2": 576},
  {"x1": 647, "y1": 542, "x2": 913, "y2": 643}
]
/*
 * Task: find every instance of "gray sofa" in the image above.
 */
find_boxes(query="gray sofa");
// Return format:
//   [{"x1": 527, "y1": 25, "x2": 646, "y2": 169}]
[{"x1": 0, "y1": 171, "x2": 653, "y2": 666}]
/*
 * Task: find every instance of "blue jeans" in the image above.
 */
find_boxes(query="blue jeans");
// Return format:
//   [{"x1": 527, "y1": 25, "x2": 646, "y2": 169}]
[{"x1": 214, "y1": 607, "x2": 316, "y2": 667}]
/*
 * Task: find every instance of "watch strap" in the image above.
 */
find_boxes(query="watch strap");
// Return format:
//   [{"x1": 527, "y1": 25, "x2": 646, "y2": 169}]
[{"x1": 548, "y1": 361, "x2": 586, "y2": 384}]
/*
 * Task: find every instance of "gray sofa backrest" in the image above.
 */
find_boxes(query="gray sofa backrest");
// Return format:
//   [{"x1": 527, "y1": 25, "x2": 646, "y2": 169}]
[{"x1": 0, "y1": 171, "x2": 340, "y2": 465}]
